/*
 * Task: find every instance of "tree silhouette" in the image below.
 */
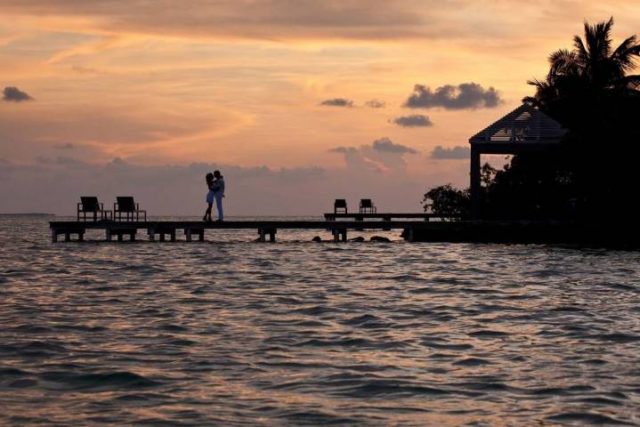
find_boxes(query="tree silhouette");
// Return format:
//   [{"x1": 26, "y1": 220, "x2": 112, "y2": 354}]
[
  {"x1": 525, "y1": 17, "x2": 640, "y2": 134},
  {"x1": 424, "y1": 18, "x2": 640, "y2": 221}
]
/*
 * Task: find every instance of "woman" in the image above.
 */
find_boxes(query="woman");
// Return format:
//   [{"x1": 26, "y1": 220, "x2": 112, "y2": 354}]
[{"x1": 203, "y1": 172, "x2": 215, "y2": 222}]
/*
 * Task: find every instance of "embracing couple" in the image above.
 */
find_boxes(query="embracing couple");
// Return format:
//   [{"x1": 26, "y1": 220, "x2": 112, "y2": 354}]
[{"x1": 203, "y1": 170, "x2": 225, "y2": 222}]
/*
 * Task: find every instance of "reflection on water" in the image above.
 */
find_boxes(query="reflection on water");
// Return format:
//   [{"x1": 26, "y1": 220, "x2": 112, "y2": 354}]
[{"x1": 1, "y1": 216, "x2": 640, "y2": 425}]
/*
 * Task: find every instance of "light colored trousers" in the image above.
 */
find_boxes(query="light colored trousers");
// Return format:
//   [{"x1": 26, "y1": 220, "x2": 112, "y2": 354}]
[{"x1": 214, "y1": 192, "x2": 224, "y2": 220}]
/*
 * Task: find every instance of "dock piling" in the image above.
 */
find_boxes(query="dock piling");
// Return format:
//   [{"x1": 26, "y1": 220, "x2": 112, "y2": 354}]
[
  {"x1": 258, "y1": 228, "x2": 277, "y2": 242},
  {"x1": 51, "y1": 226, "x2": 86, "y2": 243},
  {"x1": 50, "y1": 219, "x2": 422, "y2": 243},
  {"x1": 184, "y1": 227, "x2": 205, "y2": 242},
  {"x1": 332, "y1": 229, "x2": 347, "y2": 242}
]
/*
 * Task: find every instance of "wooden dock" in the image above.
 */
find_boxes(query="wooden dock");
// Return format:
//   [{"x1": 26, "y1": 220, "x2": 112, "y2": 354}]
[
  {"x1": 324, "y1": 213, "x2": 450, "y2": 221},
  {"x1": 48, "y1": 219, "x2": 427, "y2": 243},
  {"x1": 48, "y1": 219, "x2": 640, "y2": 247}
]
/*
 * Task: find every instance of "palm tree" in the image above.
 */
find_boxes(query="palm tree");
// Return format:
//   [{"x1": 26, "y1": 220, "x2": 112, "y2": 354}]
[
  {"x1": 513, "y1": 18, "x2": 640, "y2": 219},
  {"x1": 525, "y1": 17, "x2": 640, "y2": 128}
]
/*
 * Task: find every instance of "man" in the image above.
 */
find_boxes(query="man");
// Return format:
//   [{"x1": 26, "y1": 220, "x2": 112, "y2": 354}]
[{"x1": 211, "y1": 170, "x2": 225, "y2": 222}]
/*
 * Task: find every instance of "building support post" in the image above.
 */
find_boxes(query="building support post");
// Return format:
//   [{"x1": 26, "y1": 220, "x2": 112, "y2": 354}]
[{"x1": 470, "y1": 145, "x2": 482, "y2": 219}]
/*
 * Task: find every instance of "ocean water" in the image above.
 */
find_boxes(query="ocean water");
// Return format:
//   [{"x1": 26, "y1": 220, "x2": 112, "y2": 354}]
[{"x1": 1, "y1": 215, "x2": 640, "y2": 426}]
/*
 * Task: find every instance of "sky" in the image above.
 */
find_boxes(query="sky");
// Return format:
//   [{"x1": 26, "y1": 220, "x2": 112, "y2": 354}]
[{"x1": 1, "y1": 0, "x2": 639, "y2": 215}]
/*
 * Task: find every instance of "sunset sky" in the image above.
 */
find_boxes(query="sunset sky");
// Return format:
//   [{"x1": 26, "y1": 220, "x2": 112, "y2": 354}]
[{"x1": 1, "y1": 0, "x2": 639, "y2": 215}]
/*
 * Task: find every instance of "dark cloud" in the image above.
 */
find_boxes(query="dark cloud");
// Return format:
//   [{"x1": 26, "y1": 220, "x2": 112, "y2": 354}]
[
  {"x1": 320, "y1": 98, "x2": 353, "y2": 107},
  {"x1": 404, "y1": 83, "x2": 502, "y2": 109},
  {"x1": 372, "y1": 137, "x2": 417, "y2": 154},
  {"x1": 392, "y1": 114, "x2": 433, "y2": 127},
  {"x1": 431, "y1": 145, "x2": 470, "y2": 159},
  {"x1": 2, "y1": 86, "x2": 33, "y2": 102},
  {"x1": 365, "y1": 99, "x2": 386, "y2": 109}
]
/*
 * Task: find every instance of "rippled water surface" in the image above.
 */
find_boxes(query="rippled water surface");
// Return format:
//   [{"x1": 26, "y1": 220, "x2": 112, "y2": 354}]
[{"x1": 1, "y1": 216, "x2": 640, "y2": 426}]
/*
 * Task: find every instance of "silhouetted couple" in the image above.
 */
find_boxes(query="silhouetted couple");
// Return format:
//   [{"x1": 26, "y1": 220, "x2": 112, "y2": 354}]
[{"x1": 203, "y1": 170, "x2": 225, "y2": 222}]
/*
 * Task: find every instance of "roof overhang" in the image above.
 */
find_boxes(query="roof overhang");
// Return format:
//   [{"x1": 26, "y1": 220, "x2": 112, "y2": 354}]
[{"x1": 469, "y1": 103, "x2": 567, "y2": 146}]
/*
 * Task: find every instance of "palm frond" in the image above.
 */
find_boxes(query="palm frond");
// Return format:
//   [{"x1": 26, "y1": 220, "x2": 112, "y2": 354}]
[
  {"x1": 573, "y1": 35, "x2": 589, "y2": 65},
  {"x1": 585, "y1": 17, "x2": 614, "y2": 61},
  {"x1": 612, "y1": 35, "x2": 640, "y2": 71},
  {"x1": 522, "y1": 95, "x2": 540, "y2": 107},
  {"x1": 549, "y1": 49, "x2": 579, "y2": 78},
  {"x1": 526, "y1": 78, "x2": 547, "y2": 89}
]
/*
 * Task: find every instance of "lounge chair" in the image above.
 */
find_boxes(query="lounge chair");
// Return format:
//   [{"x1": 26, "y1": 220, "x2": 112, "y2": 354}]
[
  {"x1": 334, "y1": 199, "x2": 348, "y2": 214},
  {"x1": 77, "y1": 196, "x2": 112, "y2": 221},
  {"x1": 114, "y1": 196, "x2": 147, "y2": 222},
  {"x1": 359, "y1": 199, "x2": 377, "y2": 214}
]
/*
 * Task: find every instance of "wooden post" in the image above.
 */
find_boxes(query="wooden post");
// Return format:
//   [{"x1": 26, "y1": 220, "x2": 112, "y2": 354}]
[
  {"x1": 470, "y1": 145, "x2": 481, "y2": 219},
  {"x1": 404, "y1": 226, "x2": 414, "y2": 242},
  {"x1": 198, "y1": 230, "x2": 204, "y2": 242},
  {"x1": 51, "y1": 229, "x2": 58, "y2": 243},
  {"x1": 185, "y1": 229, "x2": 192, "y2": 242},
  {"x1": 258, "y1": 229, "x2": 266, "y2": 242},
  {"x1": 332, "y1": 229, "x2": 347, "y2": 242}
]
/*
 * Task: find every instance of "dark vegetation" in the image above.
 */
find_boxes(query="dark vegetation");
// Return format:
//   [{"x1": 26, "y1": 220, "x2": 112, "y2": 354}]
[{"x1": 424, "y1": 18, "x2": 640, "y2": 220}]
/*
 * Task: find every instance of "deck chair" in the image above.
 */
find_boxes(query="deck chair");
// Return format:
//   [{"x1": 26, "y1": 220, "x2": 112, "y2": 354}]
[
  {"x1": 359, "y1": 198, "x2": 377, "y2": 214},
  {"x1": 77, "y1": 196, "x2": 112, "y2": 221},
  {"x1": 334, "y1": 199, "x2": 348, "y2": 214},
  {"x1": 114, "y1": 196, "x2": 147, "y2": 222}
]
